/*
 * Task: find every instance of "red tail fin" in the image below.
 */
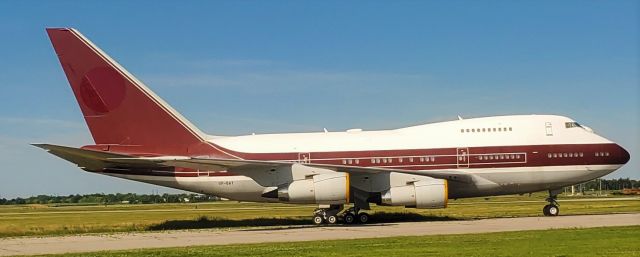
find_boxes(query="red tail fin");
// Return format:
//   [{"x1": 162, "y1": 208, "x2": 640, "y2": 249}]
[{"x1": 46, "y1": 28, "x2": 222, "y2": 157}]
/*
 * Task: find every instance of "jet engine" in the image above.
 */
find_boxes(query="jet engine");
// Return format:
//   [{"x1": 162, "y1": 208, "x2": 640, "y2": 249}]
[
  {"x1": 380, "y1": 178, "x2": 448, "y2": 209},
  {"x1": 277, "y1": 172, "x2": 349, "y2": 205}
]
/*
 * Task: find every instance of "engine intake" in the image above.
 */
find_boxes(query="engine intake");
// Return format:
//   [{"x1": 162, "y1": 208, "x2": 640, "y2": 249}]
[
  {"x1": 380, "y1": 178, "x2": 448, "y2": 209},
  {"x1": 277, "y1": 172, "x2": 349, "y2": 204}
]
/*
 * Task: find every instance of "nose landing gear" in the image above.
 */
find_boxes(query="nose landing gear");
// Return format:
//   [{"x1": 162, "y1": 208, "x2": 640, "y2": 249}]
[{"x1": 543, "y1": 189, "x2": 561, "y2": 216}]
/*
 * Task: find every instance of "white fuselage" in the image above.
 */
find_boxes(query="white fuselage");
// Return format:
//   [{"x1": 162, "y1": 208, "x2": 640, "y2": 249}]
[{"x1": 105, "y1": 115, "x2": 628, "y2": 201}]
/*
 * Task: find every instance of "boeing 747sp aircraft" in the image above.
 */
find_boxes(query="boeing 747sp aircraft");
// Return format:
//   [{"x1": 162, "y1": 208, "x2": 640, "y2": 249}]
[{"x1": 37, "y1": 28, "x2": 630, "y2": 224}]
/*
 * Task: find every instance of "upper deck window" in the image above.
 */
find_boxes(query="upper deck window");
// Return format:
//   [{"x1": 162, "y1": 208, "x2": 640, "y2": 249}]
[{"x1": 565, "y1": 122, "x2": 582, "y2": 128}]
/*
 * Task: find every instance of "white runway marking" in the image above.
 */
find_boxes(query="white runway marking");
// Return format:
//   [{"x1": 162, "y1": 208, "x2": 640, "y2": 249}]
[{"x1": 0, "y1": 213, "x2": 638, "y2": 256}]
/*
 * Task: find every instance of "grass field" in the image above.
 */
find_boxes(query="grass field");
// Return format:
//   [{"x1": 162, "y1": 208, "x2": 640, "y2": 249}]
[
  {"x1": 26, "y1": 226, "x2": 640, "y2": 257},
  {"x1": 1, "y1": 192, "x2": 638, "y2": 238}
]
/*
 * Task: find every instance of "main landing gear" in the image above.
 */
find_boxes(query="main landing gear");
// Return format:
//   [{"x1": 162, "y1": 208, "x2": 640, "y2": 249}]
[
  {"x1": 312, "y1": 205, "x2": 371, "y2": 225},
  {"x1": 342, "y1": 207, "x2": 370, "y2": 224},
  {"x1": 543, "y1": 189, "x2": 561, "y2": 216}
]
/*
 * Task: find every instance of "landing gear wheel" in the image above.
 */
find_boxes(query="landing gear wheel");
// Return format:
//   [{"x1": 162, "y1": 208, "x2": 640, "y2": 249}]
[
  {"x1": 313, "y1": 215, "x2": 324, "y2": 225},
  {"x1": 547, "y1": 205, "x2": 559, "y2": 216},
  {"x1": 357, "y1": 212, "x2": 370, "y2": 224},
  {"x1": 543, "y1": 204, "x2": 559, "y2": 216},
  {"x1": 326, "y1": 215, "x2": 338, "y2": 224},
  {"x1": 542, "y1": 205, "x2": 550, "y2": 216},
  {"x1": 343, "y1": 213, "x2": 356, "y2": 224}
]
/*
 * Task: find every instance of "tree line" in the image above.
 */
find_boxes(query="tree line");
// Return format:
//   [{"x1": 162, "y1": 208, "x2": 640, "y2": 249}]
[
  {"x1": 0, "y1": 193, "x2": 220, "y2": 205},
  {"x1": 577, "y1": 178, "x2": 639, "y2": 191}
]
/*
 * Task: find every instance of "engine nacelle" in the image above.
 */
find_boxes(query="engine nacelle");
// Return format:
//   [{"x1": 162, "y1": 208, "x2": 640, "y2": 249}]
[
  {"x1": 380, "y1": 178, "x2": 448, "y2": 209},
  {"x1": 277, "y1": 172, "x2": 349, "y2": 204}
]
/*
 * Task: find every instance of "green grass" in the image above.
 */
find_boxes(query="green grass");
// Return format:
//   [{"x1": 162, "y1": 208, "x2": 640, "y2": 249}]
[
  {"x1": 29, "y1": 226, "x2": 640, "y2": 257},
  {"x1": 0, "y1": 192, "x2": 638, "y2": 238}
]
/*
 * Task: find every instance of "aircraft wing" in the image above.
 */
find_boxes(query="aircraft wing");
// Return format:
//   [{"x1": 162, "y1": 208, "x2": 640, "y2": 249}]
[
  {"x1": 150, "y1": 157, "x2": 472, "y2": 183},
  {"x1": 34, "y1": 144, "x2": 472, "y2": 183}
]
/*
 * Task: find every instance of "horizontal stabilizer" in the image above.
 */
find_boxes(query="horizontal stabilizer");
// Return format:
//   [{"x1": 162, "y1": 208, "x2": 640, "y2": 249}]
[{"x1": 32, "y1": 144, "x2": 165, "y2": 171}]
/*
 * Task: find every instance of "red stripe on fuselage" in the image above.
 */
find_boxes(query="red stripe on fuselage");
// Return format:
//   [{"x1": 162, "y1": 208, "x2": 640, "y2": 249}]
[
  {"x1": 100, "y1": 143, "x2": 629, "y2": 178},
  {"x1": 225, "y1": 143, "x2": 629, "y2": 170}
]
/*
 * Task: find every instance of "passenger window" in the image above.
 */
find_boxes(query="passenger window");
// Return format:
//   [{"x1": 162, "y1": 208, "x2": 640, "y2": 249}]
[
  {"x1": 409, "y1": 157, "x2": 414, "y2": 162},
  {"x1": 548, "y1": 153, "x2": 552, "y2": 158}
]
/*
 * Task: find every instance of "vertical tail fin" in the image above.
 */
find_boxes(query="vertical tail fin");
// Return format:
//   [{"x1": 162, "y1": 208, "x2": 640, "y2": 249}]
[{"x1": 46, "y1": 28, "x2": 221, "y2": 157}]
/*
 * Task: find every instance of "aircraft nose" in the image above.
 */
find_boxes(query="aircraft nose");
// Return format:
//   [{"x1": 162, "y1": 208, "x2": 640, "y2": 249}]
[{"x1": 616, "y1": 144, "x2": 631, "y2": 164}]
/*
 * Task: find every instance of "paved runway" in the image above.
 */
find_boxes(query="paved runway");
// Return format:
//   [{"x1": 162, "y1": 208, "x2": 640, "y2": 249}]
[{"x1": 1, "y1": 213, "x2": 639, "y2": 256}]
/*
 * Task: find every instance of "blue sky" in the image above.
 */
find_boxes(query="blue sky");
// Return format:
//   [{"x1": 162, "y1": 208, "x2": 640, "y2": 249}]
[{"x1": 0, "y1": 1, "x2": 637, "y2": 198}]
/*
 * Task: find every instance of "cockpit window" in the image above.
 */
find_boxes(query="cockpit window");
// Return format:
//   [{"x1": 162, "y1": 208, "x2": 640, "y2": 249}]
[{"x1": 565, "y1": 122, "x2": 582, "y2": 128}]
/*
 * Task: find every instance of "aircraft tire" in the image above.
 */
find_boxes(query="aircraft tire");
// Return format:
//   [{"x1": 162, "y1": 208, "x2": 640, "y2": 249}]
[
  {"x1": 543, "y1": 205, "x2": 550, "y2": 216},
  {"x1": 343, "y1": 213, "x2": 355, "y2": 224},
  {"x1": 547, "y1": 205, "x2": 559, "y2": 216},
  {"x1": 326, "y1": 215, "x2": 338, "y2": 224},
  {"x1": 358, "y1": 212, "x2": 370, "y2": 224},
  {"x1": 313, "y1": 215, "x2": 324, "y2": 225}
]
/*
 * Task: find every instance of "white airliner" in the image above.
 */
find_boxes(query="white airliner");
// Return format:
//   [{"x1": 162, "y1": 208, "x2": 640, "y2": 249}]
[{"x1": 38, "y1": 28, "x2": 630, "y2": 224}]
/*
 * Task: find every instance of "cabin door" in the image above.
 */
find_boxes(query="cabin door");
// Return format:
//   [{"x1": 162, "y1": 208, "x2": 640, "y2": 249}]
[
  {"x1": 545, "y1": 122, "x2": 553, "y2": 136},
  {"x1": 457, "y1": 148, "x2": 469, "y2": 168},
  {"x1": 297, "y1": 153, "x2": 311, "y2": 164}
]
